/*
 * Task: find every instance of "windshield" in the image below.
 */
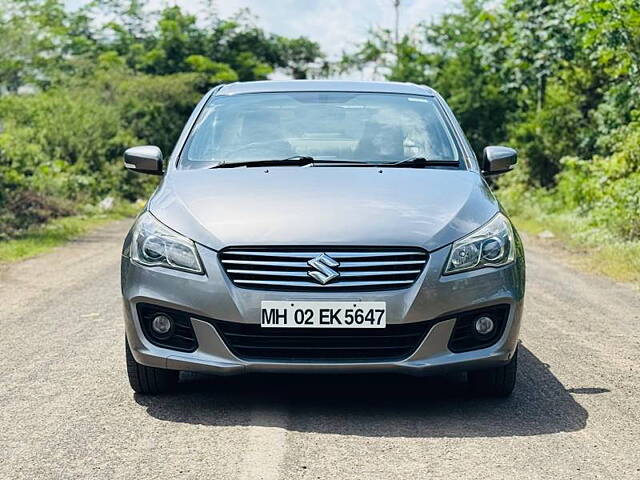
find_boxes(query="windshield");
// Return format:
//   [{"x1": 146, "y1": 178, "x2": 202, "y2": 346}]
[{"x1": 180, "y1": 92, "x2": 463, "y2": 169}]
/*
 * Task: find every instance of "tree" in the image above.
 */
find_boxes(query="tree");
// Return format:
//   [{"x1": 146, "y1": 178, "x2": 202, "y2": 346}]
[
  {"x1": 341, "y1": 0, "x2": 513, "y2": 154},
  {"x1": 0, "y1": 0, "x2": 324, "y2": 93}
]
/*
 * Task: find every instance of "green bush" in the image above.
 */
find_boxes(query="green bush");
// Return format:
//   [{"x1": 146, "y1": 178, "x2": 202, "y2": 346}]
[
  {"x1": 499, "y1": 124, "x2": 640, "y2": 241},
  {"x1": 555, "y1": 126, "x2": 640, "y2": 239},
  {"x1": 0, "y1": 70, "x2": 205, "y2": 237},
  {"x1": 0, "y1": 189, "x2": 75, "y2": 239}
]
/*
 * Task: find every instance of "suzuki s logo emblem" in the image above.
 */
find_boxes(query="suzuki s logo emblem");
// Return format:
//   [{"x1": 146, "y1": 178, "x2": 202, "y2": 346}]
[{"x1": 307, "y1": 253, "x2": 339, "y2": 285}]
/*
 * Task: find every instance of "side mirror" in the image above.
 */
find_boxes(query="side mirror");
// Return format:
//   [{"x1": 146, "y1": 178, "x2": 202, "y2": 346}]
[
  {"x1": 482, "y1": 146, "x2": 517, "y2": 175},
  {"x1": 123, "y1": 145, "x2": 164, "y2": 175}
]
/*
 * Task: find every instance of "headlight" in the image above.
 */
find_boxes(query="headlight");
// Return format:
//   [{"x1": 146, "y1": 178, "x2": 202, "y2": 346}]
[
  {"x1": 130, "y1": 212, "x2": 204, "y2": 274},
  {"x1": 444, "y1": 213, "x2": 515, "y2": 274}
]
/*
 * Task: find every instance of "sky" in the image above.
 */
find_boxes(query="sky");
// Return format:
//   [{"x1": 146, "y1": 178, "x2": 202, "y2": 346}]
[
  {"x1": 67, "y1": 0, "x2": 458, "y2": 60},
  {"x1": 211, "y1": 0, "x2": 457, "y2": 58}
]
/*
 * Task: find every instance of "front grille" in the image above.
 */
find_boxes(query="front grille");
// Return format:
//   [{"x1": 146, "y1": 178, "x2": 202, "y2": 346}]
[
  {"x1": 212, "y1": 319, "x2": 436, "y2": 361},
  {"x1": 219, "y1": 247, "x2": 428, "y2": 291}
]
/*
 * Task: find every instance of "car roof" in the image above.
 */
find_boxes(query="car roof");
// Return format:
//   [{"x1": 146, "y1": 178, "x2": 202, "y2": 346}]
[{"x1": 216, "y1": 80, "x2": 435, "y2": 96}]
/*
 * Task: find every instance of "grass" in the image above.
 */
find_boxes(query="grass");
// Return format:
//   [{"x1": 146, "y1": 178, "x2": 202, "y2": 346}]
[
  {"x1": 0, "y1": 201, "x2": 141, "y2": 263},
  {"x1": 505, "y1": 205, "x2": 640, "y2": 287}
]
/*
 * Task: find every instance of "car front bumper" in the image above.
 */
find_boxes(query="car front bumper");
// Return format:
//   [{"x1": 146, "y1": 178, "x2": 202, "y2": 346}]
[{"x1": 121, "y1": 241, "x2": 525, "y2": 376}]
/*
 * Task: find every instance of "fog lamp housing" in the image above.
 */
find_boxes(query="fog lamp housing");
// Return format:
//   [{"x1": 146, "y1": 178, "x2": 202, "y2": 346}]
[
  {"x1": 137, "y1": 304, "x2": 198, "y2": 352},
  {"x1": 448, "y1": 304, "x2": 510, "y2": 353}
]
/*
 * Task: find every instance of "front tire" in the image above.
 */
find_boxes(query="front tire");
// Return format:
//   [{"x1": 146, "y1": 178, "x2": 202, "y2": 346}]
[
  {"x1": 468, "y1": 347, "x2": 518, "y2": 397},
  {"x1": 125, "y1": 338, "x2": 179, "y2": 394}
]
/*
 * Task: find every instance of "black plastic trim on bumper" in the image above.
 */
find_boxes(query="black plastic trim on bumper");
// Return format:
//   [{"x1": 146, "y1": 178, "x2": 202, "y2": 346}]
[
  {"x1": 447, "y1": 304, "x2": 510, "y2": 353},
  {"x1": 137, "y1": 303, "x2": 199, "y2": 352},
  {"x1": 211, "y1": 318, "x2": 438, "y2": 362}
]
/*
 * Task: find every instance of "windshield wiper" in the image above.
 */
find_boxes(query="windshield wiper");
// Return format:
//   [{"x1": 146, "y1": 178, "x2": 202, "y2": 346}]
[
  {"x1": 383, "y1": 156, "x2": 460, "y2": 168},
  {"x1": 210, "y1": 155, "x2": 314, "y2": 169},
  {"x1": 209, "y1": 155, "x2": 459, "y2": 169},
  {"x1": 210, "y1": 156, "x2": 368, "y2": 169}
]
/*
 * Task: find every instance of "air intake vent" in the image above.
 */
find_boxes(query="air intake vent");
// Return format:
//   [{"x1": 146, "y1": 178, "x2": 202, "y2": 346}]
[
  {"x1": 219, "y1": 247, "x2": 428, "y2": 291},
  {"x1": 212, "y1": 319, "x2": 436, "y2": 361}
]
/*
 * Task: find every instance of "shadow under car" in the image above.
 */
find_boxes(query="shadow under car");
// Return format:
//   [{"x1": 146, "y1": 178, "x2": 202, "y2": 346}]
[{"x1": 134, "y1": 345, "x2": 592, "y2": 438}]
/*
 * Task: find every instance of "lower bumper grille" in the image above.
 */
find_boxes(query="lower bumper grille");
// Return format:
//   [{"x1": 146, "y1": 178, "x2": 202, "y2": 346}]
[{"x1": 212, "y1": 319, "x2": 435, "y2": 362}]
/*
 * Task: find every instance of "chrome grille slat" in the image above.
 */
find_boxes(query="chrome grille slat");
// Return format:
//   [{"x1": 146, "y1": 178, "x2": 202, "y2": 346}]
[
  {"x1": 233, "y1": 279, "x2": 415, "y2": 287},
  {"x1": 339, "y1": 260, "x2": 425, "y2": 268},
  {"x1": 226, "y1": 269, "x2": 309, "y2": 277},
  {"x1": 221, "y1": 259, "x2": 425, "y2": 268},
  {"x1": 226, "y1": 269, "x2": 421, "y2": 277},
  {"x1": 220, "y1": 247, "x2": 428, "y2": 291}
]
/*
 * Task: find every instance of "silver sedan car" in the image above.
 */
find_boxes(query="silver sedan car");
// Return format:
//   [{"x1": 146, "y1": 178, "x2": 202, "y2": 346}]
[{"x1": 121, "y1": 80, "x2": 525, "y2": 396}]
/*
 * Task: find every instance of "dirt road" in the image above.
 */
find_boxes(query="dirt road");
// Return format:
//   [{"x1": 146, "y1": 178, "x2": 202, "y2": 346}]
[{"x1": 1, "y1": 219, "x2": 639, "y2": 479}]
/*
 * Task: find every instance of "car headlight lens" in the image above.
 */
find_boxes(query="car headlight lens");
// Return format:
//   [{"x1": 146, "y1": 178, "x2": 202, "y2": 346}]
[
  {"x1": 130, "y1": 212, "x2": 204, "y2": 274},
  {"x1": 444, "y1": 213, "x2": 515, "y2": 274}
]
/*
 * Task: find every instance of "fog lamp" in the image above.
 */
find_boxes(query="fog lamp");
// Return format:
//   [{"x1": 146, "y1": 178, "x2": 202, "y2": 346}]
[
  {"x1": 151, "y1": 314, "x2": 173, "y2": 336},
  {"x1": 474, "y1": 316, "x2": 494, "y2": 335}
]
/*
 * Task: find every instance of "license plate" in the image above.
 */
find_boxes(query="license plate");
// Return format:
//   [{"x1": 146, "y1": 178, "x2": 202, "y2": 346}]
[{"x1": 260, "y1": 301, "x2": 386, "y2": 328}]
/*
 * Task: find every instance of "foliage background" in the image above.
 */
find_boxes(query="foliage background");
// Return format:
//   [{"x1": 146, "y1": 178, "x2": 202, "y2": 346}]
[
  {"x1": 0, "y1": 0, "x2": 324, "y2": 238},
  {"x1": 343, "y1": 0, "x2": 640, "y2": 248}
]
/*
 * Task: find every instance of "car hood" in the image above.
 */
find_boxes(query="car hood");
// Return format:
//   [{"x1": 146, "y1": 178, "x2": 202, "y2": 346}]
[{"x1": 149, "y1": 167, "x2": 500, "y2": 252}]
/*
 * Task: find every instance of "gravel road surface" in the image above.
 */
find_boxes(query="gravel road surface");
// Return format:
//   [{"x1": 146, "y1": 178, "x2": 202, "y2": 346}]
[{"x1": 1, "y1": 219, "x2": 639, "y2": 479}]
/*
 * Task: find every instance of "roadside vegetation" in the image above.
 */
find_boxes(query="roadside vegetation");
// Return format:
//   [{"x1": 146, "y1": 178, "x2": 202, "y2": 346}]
[
  {"x1": 0, "y1": 200, "x2": 140, "y2": 262},
  {"x1": 342, "y1": 0, "x2": 640, "y2": 284},
  {"x1": 1, "y1": 0, "x2": 639, "y2": 283},
  {"x1": 0, "y1": 0, "x2": 324, "y2": 251}
]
